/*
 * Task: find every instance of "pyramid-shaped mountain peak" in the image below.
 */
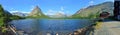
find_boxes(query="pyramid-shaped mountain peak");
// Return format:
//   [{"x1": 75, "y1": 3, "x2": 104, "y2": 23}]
[
  {"x1": 29, "y1": 6, "x2": 46, "y2": 17},
  {"x1": 34, "y1": 6, "x2": 40, "y2": 9}
]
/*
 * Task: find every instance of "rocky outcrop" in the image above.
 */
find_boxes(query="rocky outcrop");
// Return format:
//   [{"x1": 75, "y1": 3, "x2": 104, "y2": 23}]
[
  {"x1": 29, "y1": 6, "x2": 46, "y2": 17},
  {"x1": 70, "y1": 24, "x2": 95, "y2": 35}
]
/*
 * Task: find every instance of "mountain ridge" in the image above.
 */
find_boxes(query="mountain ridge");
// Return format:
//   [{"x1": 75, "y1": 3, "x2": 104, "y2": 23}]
[
  {"x1": 28, "y1": 6, "x2": 49, "y2": 18},
  {"x1": 71, "y1": 2, "x2": 114, "y2": 19}
]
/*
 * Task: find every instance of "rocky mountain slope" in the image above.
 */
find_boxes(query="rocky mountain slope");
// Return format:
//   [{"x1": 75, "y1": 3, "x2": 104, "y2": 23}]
[
  {"x1": 12, "y1": 12, "x2": 28, "y2": 17},
  {"x1": 72, "y1": 2, "x2": 114, "y2": 19},
  {"x1": 28, "y1": 6, "x2": 48, "y2": 18}
]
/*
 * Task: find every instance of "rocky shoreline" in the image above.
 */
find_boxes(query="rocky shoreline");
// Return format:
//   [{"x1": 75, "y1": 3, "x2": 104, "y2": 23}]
[
  {"x1": 71, "y1": 24, "x2": 95, "y2": 35},
  {"x1": 5, "y1": 24, "x2": 96, "y2": 35},
  {"x1": 0, "y1": 27, "x2": 15, "y2": 35}
]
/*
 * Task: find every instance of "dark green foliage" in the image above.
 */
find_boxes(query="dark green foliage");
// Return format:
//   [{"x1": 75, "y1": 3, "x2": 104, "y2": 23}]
[
  {"x1": 0, "y1": 4, "x2": 24, "y2": 33},
  {"x1": 0, "y1": 5, "x2": 10, "y2": 33},
  {"x1": 10, "y1": 15, "x2": 24, "y2": 20},
  {"x1": 0, "y1": 5, "x2": 4, "y2": 17},
  {"x1": 0, "y1": 5, "x2": 6, "y2": 27}
]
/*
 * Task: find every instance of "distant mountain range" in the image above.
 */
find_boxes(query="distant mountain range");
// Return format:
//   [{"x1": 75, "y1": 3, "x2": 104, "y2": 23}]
[
  {"x1": 49, "y1": 12, "x2": 67, "y2": 18},
  {"x1": 11, "y1": 12, "x2": 28, "y2": 17},
  {"x1": 71, "y1": 2, "x2": 114, "y2": 19}
]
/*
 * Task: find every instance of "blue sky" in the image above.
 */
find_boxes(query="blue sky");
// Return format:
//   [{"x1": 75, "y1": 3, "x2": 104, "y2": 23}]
[{"x1": 0, "y1": 0, "x2": 113, "y2": 15}]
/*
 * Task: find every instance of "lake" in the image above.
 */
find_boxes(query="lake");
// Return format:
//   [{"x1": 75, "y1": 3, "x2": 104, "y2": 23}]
[{"x1": 9, "y1": 19, "x2": 94, "y2": 35}]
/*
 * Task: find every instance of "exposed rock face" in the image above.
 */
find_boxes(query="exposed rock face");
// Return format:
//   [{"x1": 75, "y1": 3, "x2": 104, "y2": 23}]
[
  {"x1": 29, "y1": 6, "x2": 45, "y2": 17},
  {"x1": 72, "y1": 2, "x2": 114, "y2": 18}
]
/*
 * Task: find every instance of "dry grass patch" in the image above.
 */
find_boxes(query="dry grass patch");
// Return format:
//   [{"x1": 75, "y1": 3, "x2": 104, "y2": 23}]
[{"x1": 95, "y1": 22, "x2": 102, "y2": 29}]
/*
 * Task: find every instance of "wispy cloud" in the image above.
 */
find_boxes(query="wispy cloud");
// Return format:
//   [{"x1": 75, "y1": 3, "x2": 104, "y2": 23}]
[
  {"x1": 89, "y1": 0, "x2": 94, "y2": 6},
  {"x1": 10, "y1": 8, "x2": 14, "y2": 10},
  {"x1": 45, "y1": 9, "x2": 56, "y2": 15},
  {"x1": 10, "y1": 10, "x2": 19, "y2": 13},
  {"x1": 59, "y1": 6, "x2": 65, "y2": 14},
  {"x1": 10, "y1": 10, "x2": 30, "y2": 13},
  {"x1": 82, "y1": 0, "x2": 94, "y2": 9},
  {"x1": 30, "y1": 5, "x2": 35, "y2": 10},
  {"x1": 45, "y1": 6, "x2": 65, "y2": 15},
  {"x1": 9, "y1": 8, "x2": 16, "y2": 11},
  {"x1": 105, "y1": 0, "x2": 114, "y2": 2},
  {"x1": 60, "y1": 6, "x2": 64, "y2": 11}
]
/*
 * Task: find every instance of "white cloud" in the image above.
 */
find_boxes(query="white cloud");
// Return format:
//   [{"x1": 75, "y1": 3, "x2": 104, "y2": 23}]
[
  {"x1": 22, "y1": 12, "x2": 30, "y2": 13},
  {"x1": 45, "y1": 6, "x2": 67, "y2": 15},
  {"x1": 45, "y1": 6, "x2": 67, "y2": 16},
  {"x1": 58, "y1": 11, "x2": 65, "y2": 14},
  {"x1": 60, "y1": 6, "x2": 64, "y2": 11},
  {"x1": 11, "y1": 8, "x2": 14, "y2": 10},
  {"x1": 89, "y1": 1, "x2": 94, "y2": 6},
  {"x1": 10, "y1": 8, "x2": 17, "y2": 11},
  {"x1": 44, "y1": 9, "x2": 56, "y2": 15},
  {"x1": 105, "y1": 0, "x2": 114, "y2": 2},
  {"x1": 82, "y1": 0, "x2": 94, "y2": 8},
  {"x1": 10, "y1": 10, "x2": 30, "y2": 13},
  {"x1": 30, "y1": 5, "x2": 35, "y2": 10},
  {"x1": 45, "y1": 10, "x2": 65, "y2": 15},
  {"x1": 10, "y1": 10, "x2": 19, "y2": 13},
  {"x1": 10, "y1": 8, "x2": 28, "y2": 13},
  {"x1": 59, "y1": 6, "x2": 65, "y2": 14}
]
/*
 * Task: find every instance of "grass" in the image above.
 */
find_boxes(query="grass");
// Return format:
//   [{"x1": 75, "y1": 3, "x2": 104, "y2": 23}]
[
  {"x1": 94, "y1": 21, "x2": 102, "y2": 29},
  {"x1": 1, "y1": 27, "x2": 7, "y2": 32}
]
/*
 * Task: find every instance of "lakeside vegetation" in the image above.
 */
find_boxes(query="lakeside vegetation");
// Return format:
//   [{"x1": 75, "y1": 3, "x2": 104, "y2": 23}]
[
  {"x1": 94, "y1": 22, "x2": 102, "y2": 29},
  {"x1": 0, "y1": 5, "x2": 11, "y2": 33},
  {"x1": 0, "y1": 4, "x2": 23, "y2": 34}
]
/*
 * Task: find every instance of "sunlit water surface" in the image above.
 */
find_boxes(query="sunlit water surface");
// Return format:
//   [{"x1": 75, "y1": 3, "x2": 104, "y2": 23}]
[{"x1": 9, "y1": 19, "x2": 94, "y2": 35}]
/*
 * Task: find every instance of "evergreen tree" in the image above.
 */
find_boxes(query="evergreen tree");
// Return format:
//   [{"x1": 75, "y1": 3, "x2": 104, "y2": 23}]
[{"x1": 0, "y1": 5, "x2": 5, "y2": 27}]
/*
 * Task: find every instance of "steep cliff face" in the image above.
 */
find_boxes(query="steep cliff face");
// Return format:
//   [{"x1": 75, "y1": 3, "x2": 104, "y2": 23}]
[
  {"x1": 29, "y1": 6, "x2": 47, "y2": 17},
  {"x1": 72, "y1": 2, "x2": 114, "y2": 18}
]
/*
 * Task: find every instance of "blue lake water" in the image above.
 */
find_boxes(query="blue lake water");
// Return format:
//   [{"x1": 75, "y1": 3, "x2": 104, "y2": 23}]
[{"x1": 9, "y1": 19, "x2": 94, "y2": 35}]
